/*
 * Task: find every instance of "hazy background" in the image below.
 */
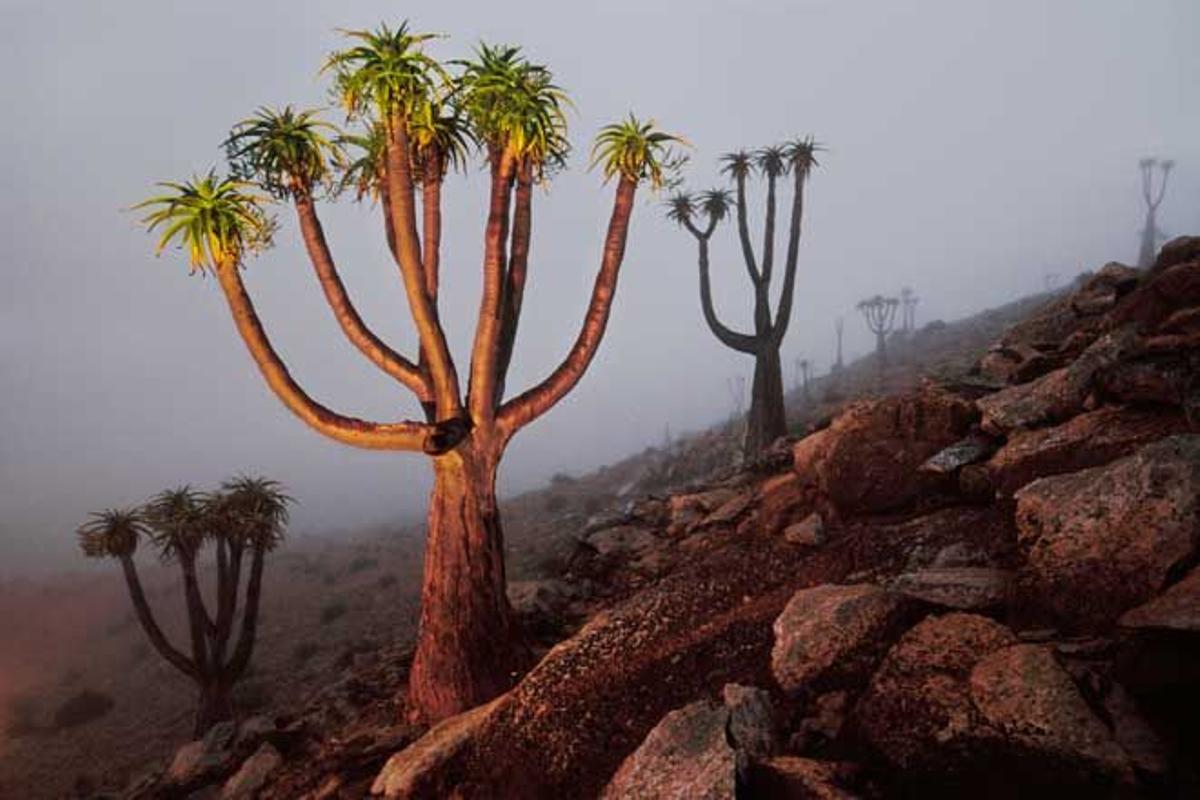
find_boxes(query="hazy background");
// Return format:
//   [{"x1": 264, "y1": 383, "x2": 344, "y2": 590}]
[{"x1": 2, "y1": 0, "x2": 1197, "y2": 576}]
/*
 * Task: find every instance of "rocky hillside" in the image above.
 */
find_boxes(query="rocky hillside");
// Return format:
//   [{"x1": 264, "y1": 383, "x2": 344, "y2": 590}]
[{"x1": 15, "y1": 237, "x2": 1200, "y2": 798}]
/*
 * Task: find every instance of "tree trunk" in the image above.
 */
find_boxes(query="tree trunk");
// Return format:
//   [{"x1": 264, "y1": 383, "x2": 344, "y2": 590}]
[
  {"x1": 408, "y1": 445, "x2": 525, "y2": 721},
  {"x1": 876, "y1": 331, "x2": 888, "y2": 366},
  {"x1": 193, "y1": 679, "x2": 233, "y2": 738},
  {"x1": 744, "y1": 346, "x2": 787, "y2": 459},
  {"x1": 1138, "y1": 207, "x2": 1157, "y2": 269}
]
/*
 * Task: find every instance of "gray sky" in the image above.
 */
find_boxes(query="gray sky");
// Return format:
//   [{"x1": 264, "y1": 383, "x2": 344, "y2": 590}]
[{"x1": 2, "y1": 0, "x2": 1197, "y2": 574}]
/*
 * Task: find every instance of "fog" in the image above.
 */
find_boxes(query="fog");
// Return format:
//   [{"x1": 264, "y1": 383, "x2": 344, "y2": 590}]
[{"x1": 2, "y1": 0, "x2": 1197, "y2": 576}]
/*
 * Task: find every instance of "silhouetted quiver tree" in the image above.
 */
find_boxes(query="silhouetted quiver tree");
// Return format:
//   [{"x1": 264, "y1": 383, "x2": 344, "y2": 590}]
[
  {"x1": 78, "y1": 478, "x2": 291, "y2": 735},
  {"x1": 1137, "y1": 157, "x2": 1174, "y2": 268},
  {"x1": 669, "y1": 138, "x2": 821, "y2": 458},
  {"x1": 857, "y1": 295, "x2": 899, "y2": 368},
  {"x1": 899, "y1": 286, "x2": 918, "y2": 333}
]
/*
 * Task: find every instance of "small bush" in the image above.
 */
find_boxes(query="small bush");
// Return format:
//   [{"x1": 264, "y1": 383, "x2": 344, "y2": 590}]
[
  {"x1": 377, "y1": 573, "x2": 398, "y2": 590},
  {"x1": 52, "y1": 689, "x2": 114, "y2": 730},
  {"x1": 292, "y1": 641, "x2": 320, "y2": 665},
  {"x1": 544, "y1": 493, "x2": 568, "y2": 513},
  {"x1": 320, "y1": 600, "x2": 348, "y2": 625},
  {"x1": 582, "y1": 495, "x2": 607, "y2": 516},
  {"x1": 549, "y1": 472, "x2": 575, "y2": 486}
]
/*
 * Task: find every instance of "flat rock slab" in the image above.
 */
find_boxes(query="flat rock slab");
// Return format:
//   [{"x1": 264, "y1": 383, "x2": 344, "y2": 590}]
[{"x1": 888, "y1": 567, "x2": 1012, "y2": 611}]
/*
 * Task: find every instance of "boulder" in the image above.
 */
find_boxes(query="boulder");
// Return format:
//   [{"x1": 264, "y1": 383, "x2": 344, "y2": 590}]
[
  {"x1": 783, "y1": 513, "x2": 825, "y2": 548},
  {"x1": 701, "y1": 490, "x2": 756, "y2": 528},
  {"x1": 888, "y1": 567, "x2": 1012, "y2": 611},
  {"x1": 1070, "y1": 263, "x2": 1141, "y2": 317},
  {"x1": 1150, "y1": 235, "x2": 1200, "y2": 274},
  {"x1": 165, "y1": 729, "x2": 235, "y2": 790},
  {"x1": 787, "y1": 690, "x2": 849, "y2": 753},
  {"x1": 1109, "y1": 259, "x2": 1200, "y2": 332},
  {"x1": 1014, "y1": 435, "x2": 1200, "y2": 630},
  {"x1": 600, "y1": 700, "x2": 738, "y2": 800},
  {"x1": 855, "y1": 613, "x2": 1018, "y2": 772},
  {"x1": 978, "y1": 327, "x2": 1139, "y2": 435},
  {"x1": 587, "y1": 525, "x2": 660, "y2": 558},
  {"x1": 1096, "y1": 352, "x2": 1197, "y2": 407},
  {"x1": 1119, "y1": 566, "x2": 1200, "y2": 632},
  {"x1": 220, "y1": 742, "x2": 282, "y2": 800},
  {"x1": 772, "y1": 584, "x2": 915, "y2": 696},
  {"x1": 856, "y1": 614, "x2": 1132, "y2": 792},
  {"x1": 969, "y1": 644, "x2": 1132, "y2": 784},
  {"x1": 977, "y1": 343, "x2": 1055, "y2": 385},
  {"x1": 792, "y1": 387, "x2": 976, "y2": 515},
  {"x1": 372, "y1": 698, "x2": 504, "y2": 798},
  {"x1": 985, "y1": 406, "x2": 1189, "y2": 495},
  {"x1": 758, "y1": 473, "x2": 807, "y2": 535},
  {"x1": 666, "y1": 489, "x2": 739, "y2": 537}
]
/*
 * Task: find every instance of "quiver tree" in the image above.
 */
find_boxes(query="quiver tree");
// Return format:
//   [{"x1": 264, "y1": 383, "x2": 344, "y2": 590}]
[
  {"x1": 833, "y1": 317, "x2": 845, "y2": 372},
  {"x1": 134, "y1": 23, "x2": 683, "y2": 722},
  {"x1": 1137, "y1": 157, "x2": 1174, "y2": 268},
  {"x1": 77, "y1": 478, "x2": 291, "y2": 735},
  {"x1": 857, "y1": 295, "x2": 899, "y2": 367},
  {"x1": 795, "y1": 357, "x2": 812, "y2": 401},
  {"x1": 667, "y1": 139, "x2": 821, "y2": 458},
  {"x1": 899, "y1": 286, "x2": 918, "y2": 333}
]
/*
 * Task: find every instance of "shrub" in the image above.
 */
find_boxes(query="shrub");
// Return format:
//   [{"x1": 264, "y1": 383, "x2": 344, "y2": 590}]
[
  {"x1": 544, "y1": 493, "x2": 568, "y2": 513},
  {"x1": 320, "y1": 600, "x2": 348, "y2": 625},
  {"x1": 52, "y1": 689, "x2": 114, "y2": 730},
  {"x1": 550, "y1": 471, "x2": 575, "y2": 486},
  {"x1": 232, "y1": 680, "x2": 272, "y2": 713},
  {"x1": 5, "y1": 695, "x2": 41, "y2": 738},
  {"x1": 377, "y1": 573, "x2": 398, "y2": 590}
]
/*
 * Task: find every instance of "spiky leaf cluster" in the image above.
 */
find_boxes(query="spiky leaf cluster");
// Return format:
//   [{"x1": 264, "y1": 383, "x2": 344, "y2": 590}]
[
  {"x1": 78, "y1": 509, "x2": 148, "y2": 559},
  {"x1": 224, "y1": 106, "x2": 345, "y2": 200},
  {"x1": 135, "y1": 172, "x2": 275, "y2": 274},
  {"x1": 323, "y1": 23, "x2": 446, "y2": 124},
  {"x1": 591, "y1": 114, "x2": 687, "y2": 190}
]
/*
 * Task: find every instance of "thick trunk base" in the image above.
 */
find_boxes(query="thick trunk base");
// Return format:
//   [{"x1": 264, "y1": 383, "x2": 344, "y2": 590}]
[
  {"x1": 408, "y1": 449, "x2": 525, "y2": 721},
  {"x1": 193, "y1": 682, "x2": 234, "y2": 738},
  {"x1": 744, "y1": 347, "x2": 788, "y2": 459}
]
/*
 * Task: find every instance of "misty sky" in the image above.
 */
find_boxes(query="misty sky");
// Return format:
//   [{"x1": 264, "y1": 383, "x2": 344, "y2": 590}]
[{"x1": 2, "y1": 0, "x2": 1197, "y2": 575}]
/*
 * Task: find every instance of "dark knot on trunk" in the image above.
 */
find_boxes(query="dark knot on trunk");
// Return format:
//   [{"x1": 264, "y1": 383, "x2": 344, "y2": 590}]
[{"x1": 424, "y1": 415, "x2": 473, "y2": 455}]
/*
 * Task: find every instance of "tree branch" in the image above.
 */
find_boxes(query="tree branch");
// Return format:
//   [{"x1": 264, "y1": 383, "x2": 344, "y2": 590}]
[
  {"x1": 760, "y1": 171, "x2": 778, "y2": 285},
  {"x1": 494, "y1": 159, "x2": 534, "y2": 406},
  {"x1": 294, "y1": 192, "x2": 431, "y2": 401},
  {"x1": 226, "y1": 543, "x2": 265, "y2": 681},
  {"x1": 697, "y1": 237, "x2": 760, "y2": 354},
  {"x1": 734, "y1": 173, "x2": 762, "y2": 285},
  {"x1": 469, "y1": 151, "x2": 517, "y2": 424},
  {"x1": 498, "y1": 177, "x2": 638, "y2": 436},
  {"x1": 215, "y1": 262, "x2": 433, "y2": 451},
  {"x1": 119, "y1": 555, "x2": 198, "y2": 680},
  {"x1": 384, "y1": 113, "x2": 463, "y2": 419},
  {"x1": 769, "y1": 169, "x2": 807, "y2": 346}
]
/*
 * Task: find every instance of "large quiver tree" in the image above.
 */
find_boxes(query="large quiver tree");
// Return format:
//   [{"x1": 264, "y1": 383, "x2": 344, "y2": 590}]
[{"x1": 135, "y1": 22, "x2": 683, "y2": 721}]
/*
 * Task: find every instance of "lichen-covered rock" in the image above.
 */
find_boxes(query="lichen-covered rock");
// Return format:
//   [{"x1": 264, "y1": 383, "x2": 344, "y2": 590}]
[
  {"x1": 600, "y1": 701, "x2": 737, "y2": 800},
  {"x1": 921, "y1": 434, "x2": 996, "y2": 475},
  {"x1": 783, "y1": 513, "x2": 825, "y2": 548},
  {"x1": 985, "y1": 406, "x2": 1189, "y2": 495},
  {"x1": 1014, "y1": 435, "x2": 1200, "y2": 630},
  {"x1": 772, "y1": 584, "x2": 915, "y2": 696},
  {"x1": 792, "y1": 387, "x2": 976, "y2": 515},
  {"x1": 758, "y1": 472, "x2": 808, "y2": 535}
]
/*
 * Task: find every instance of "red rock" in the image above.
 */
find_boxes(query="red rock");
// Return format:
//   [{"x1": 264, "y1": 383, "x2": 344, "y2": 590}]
[
  {"x1": 745, "y1": 757, "x2": 861, "y2": 799},
  {"x1": 985, "y1": 406, "x2": 1189, "y2": 495},
  {"x1": 372, "y1": 698, "x2": 504, "y2": 798},
  {"x1": 782, "y1": 513, "x2": 825, "y2": 548},
  {"x1": 792, "y1": 387, "x2": 976, "y2": 515},
  {"x1": 600, "y1": 700, "x2": 737, "y2": 800},
  {"x1": 757, "y1": 472, "x2": 808, "y2": 535},
  {"x1": 1108, "y1": 259, "x2": 1200, "y2": 332},
  {"x1": 771, "y1": 584, "x2": 915, "y2": 696},
  {"x1": 1014, "y1": 435, "x2": 1200, "y2": 630},
  {"x1": 1149, "y1": 235, "x2": 1200, "y2": 275},
  {"x1": 888, "y1": 567, "x2": 1012, "y2": 611}
]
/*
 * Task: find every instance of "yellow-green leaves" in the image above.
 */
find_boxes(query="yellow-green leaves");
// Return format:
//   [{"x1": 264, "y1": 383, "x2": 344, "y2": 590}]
[
  {"x1": 225, "y1": 106, "x2": 344, "y2": 199},
  {"x1": 590, "y1": 115, "x2": 687, "y2": 190},
  {"x1": 135, "y1": 172, "x2": 274, "y2": 274}
]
